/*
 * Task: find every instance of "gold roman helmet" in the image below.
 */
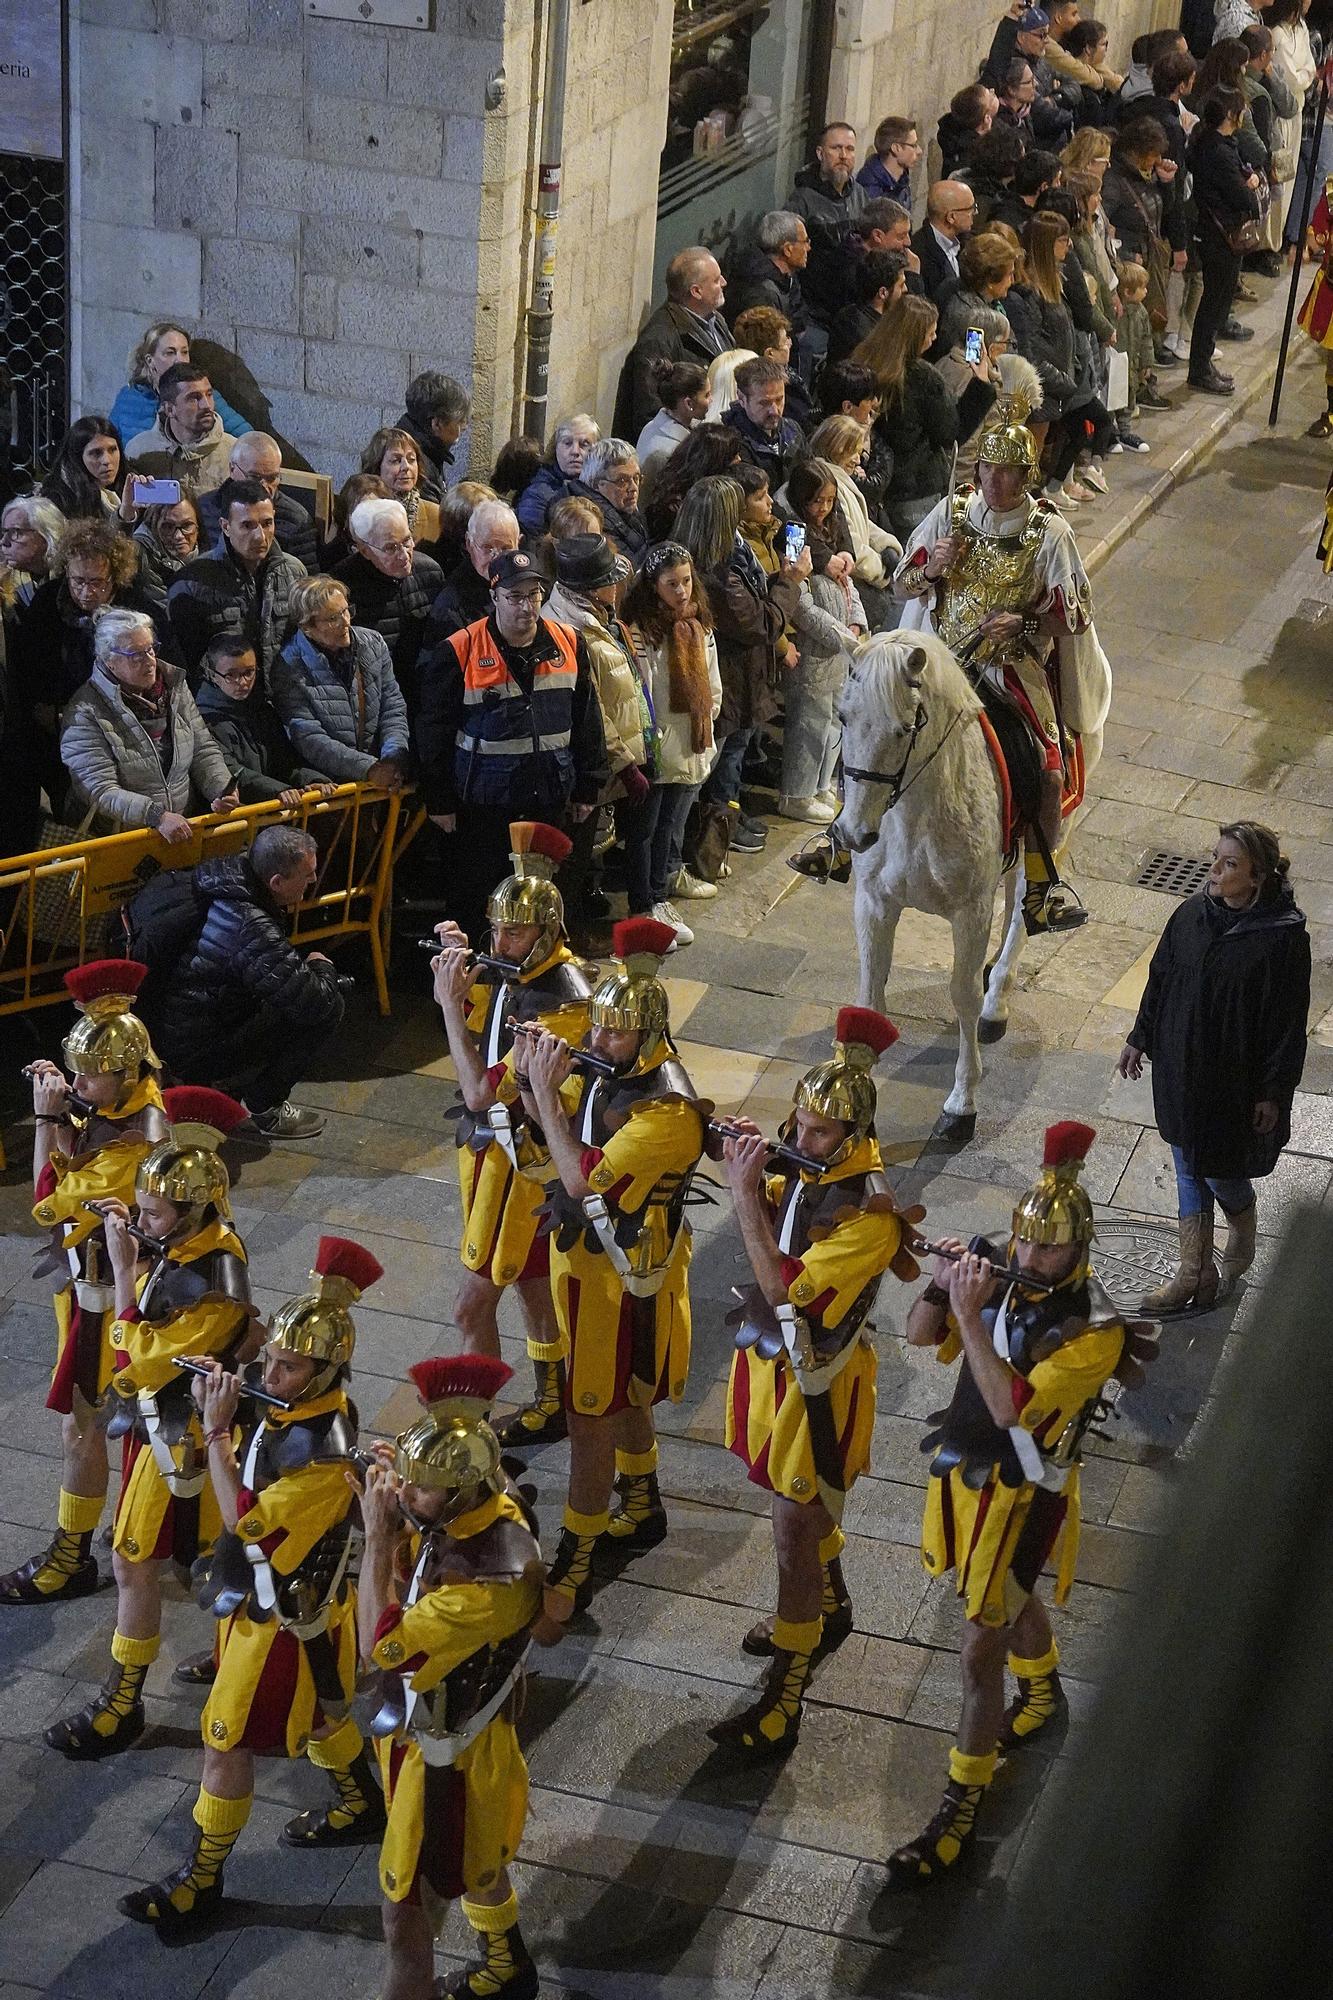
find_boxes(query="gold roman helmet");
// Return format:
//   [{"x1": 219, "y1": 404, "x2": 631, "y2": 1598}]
[
  {"x1": 61, "y1": 959, "x2": 159, "y2": 1080},
  {"x1": 1012, "y1": 1121, "x2": 1096, "y2": 1251},
  {"x1": 793, "y1": 1006, "x2": 899, "y2": 1165},
  {"x1": 394, "y1": 1355, "x2": 512, "y2": 1518},
  {"x1": 976, "y1": 386, "x2": 1039, "y2": 476},
  {"x1": 485, "y1": 821, "x2": 572, "y2": 972},
  {"x1": 588, "y1": 916, "x2": 676, "y2": 1073},
  {"x1": 136, "y1": 1087, "x2": 247, "y2": 1223},
  {"x1": 267, "y1": 1234, "x2": 383, "y2": 1393}
]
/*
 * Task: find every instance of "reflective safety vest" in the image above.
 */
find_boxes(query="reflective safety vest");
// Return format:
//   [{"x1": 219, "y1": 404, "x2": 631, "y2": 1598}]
[{"x1": 451, "y1": 617, "x2": 581, "y2": 808}]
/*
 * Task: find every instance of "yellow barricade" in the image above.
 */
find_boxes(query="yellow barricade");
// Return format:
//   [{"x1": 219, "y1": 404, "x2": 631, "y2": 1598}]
[{"x1": 0, "y1": 785, "x2": 424, "y2": 1022}]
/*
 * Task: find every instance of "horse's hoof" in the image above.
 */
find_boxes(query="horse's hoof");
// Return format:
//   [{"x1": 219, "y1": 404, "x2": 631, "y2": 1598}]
[
  {"x1": 977, "y1": 1015, "x2": 1008, "y2": 1046},
  {"x1": 935, "y1": 1112, "x2": 977, "y2": 1145}
]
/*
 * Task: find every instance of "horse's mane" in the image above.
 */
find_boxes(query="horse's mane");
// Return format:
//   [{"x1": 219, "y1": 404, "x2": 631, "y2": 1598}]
[{"x1": 853, "y1": 627, "x2": 983, "y2": 722}]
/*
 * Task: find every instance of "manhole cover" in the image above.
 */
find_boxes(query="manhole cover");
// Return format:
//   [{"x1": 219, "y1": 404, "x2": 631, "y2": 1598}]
[
  {"x1": 1134, "y1": 848, "x2": 1210, "y2": 897},
  {"x1": 1095, "y1": 1218, "x2": 1213, "y2": 1318}
]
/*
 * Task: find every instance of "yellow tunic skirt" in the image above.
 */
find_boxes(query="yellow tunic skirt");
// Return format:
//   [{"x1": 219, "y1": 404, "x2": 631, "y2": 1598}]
[
  {"x1": 457, "y1": 1141, "x2": 549, "y2": 1286},
  {"x1": 202, "y1": 1593, "x2": 359, "y2": 1758},
  {"x1": 727, "y1": 1339, "x2": 877, "y2": 1503}
]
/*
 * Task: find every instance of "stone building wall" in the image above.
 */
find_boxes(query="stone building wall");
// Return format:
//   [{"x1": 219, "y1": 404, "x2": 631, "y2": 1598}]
[{"x1": 71, "y1": 0, "x2": 504, "y2": 480}]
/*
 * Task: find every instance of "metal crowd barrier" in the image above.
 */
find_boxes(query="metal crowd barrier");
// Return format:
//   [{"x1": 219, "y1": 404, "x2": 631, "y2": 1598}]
[{"x1": 0, "y1": 784, "x2": 424, "y2": 1023}]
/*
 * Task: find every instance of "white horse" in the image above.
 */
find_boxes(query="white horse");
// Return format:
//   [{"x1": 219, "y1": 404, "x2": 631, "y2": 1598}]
[{"x1": 833, "y1": 629, "x2": 1038, "y2": 1143}]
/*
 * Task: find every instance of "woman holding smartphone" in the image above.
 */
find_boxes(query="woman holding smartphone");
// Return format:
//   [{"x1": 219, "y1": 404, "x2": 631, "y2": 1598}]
[{"x1": 854, "y1": 297, "x2": 995, "y2": 544}]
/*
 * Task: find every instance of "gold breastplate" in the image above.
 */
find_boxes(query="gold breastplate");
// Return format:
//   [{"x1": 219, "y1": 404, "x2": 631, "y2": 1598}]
[{"x1": 935, "y1": 499, "x2": 1047, "y2": 660}]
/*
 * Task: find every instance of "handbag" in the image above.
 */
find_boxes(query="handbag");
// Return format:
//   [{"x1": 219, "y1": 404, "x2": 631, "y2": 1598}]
[
  {"x1": 1105, "y1": 346, "x2": 1131, "y2": 414},
  {"x1": 1210, "y1": 207, "x2": 1266, "y2": 254}
]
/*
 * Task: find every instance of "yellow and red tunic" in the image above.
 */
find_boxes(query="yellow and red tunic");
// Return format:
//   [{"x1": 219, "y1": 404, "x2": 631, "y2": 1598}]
[
  {"x1": 31, "y1": 1075, "x2": 165, "y2": 1413},
  {"x1": 109, "y1": 1218, "x2": 251, "y2": 1567},
  {"x1": 371, "y1": 1491, "x2": 540, "y2": 1918},
  {"x1": 726, "y1": 1136, "x2": 906, "y2": 1505},
  {"x1": 547, "y1": 1062, "x2": 705, "y2": 1417},
  {"x1": 920, "y1": 1261, "x2": 1124, "y2": 1627},
  {"x1": 201, "y1": 1387, "x2": 358, "y2": 1759},
  {"x1": 456, "y1": 945, "x2": 590, "y2": 1290}
]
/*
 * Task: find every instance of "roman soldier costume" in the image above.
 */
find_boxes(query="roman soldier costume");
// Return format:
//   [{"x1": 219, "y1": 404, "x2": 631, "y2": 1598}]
[
  {"x1": 894, "y1": 392, "x2": 1112, "y2": 933},
  {"x1": 0, "y1": 961, "x2": 168, "y2": 1605},
  {"x1": 715, "y1": 1007, "x2": 923, "y2": 1758},
  {"x1": 46, "y1": 1088, "x2": 255, "y2": 1761},
  {"x1": 539, "y1": 917, "x2": 706, "y2": 1619},
  {"x1": 452, "y1": 821, "x2": 593, "y2": 1445},
  {"x1": 119, "y1": 1235, "x2": 386, "y2": 1932},
  {"x1": 369, "y1": 1355, "x2": 543, "y2": 2000},
  {"x1": 888, "y1": 1122, "x2": 1153, "y2": 1888}
]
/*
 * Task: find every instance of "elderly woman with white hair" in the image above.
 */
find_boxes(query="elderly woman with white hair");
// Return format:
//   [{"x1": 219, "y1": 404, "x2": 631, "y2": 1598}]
[
  {"x1": 568, "y1": 438, "x2": 650, "y2": 565},
  {"x1": 421, "y1": 497, "x2": 521, "y2": 644},
  {"x1": 59, "y1": 605, "x2": 238, "y2": 841},
  {"x1": 328, "y1": 494, "x2": 444, "y2": 714},
  {"x1": 0, "y1": 495, "x2": 65, "y2": 608},
  {"x1": 514, "y1": 412, "x2": 600, "y2": 534}
]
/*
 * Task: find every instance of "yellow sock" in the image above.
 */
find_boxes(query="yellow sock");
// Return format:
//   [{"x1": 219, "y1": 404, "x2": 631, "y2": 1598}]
[
  {"x1": 816, "y1": 1526, "x2": 845, "y2": 1564},
  {"x1": 615, "y1": 1444, "x2": 658, "y2": 1478},
  {"x1": 526, "y1": 1334, "x2": 565, "y2": 1364},
  {"x1": 772, "y1": 1614, "x2": 822, "y2": 1655},
  {"x1": 948, "y1": 1745, "x2": 998, "y2": 1790},
  {"x1": 1008, "y1": 1641, "x2": 1059, "y2": 1679},
  {"x1": 58, "y1": 1489, "x2": 104, "y2": 1534},
  {"x1": 1024, "y1": 850, "x2": 1051, "y2": 890},
  {"x1": 193, "y1": 1785, "x2": 253, "y2": 1839},
  {"x1": 564, "y1": 1505, "x2": 609, "y2": 1538},
  {"x1": 111, "y1": 1630, "x2": 160, "y2": 1669},
  {"x1": 463, "y1": 1889, "x2": 519, "y2": 1935}
]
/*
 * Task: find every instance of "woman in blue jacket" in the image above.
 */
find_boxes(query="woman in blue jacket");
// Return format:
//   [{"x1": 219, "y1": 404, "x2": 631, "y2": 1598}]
[{"x1": 108, "y1": 323, "x2": 248, "y2": 445}]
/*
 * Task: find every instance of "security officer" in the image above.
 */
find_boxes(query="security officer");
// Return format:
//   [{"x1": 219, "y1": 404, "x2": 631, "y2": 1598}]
[{"x1": 415, "y1": 548, "x2": 608, "y2": 943}]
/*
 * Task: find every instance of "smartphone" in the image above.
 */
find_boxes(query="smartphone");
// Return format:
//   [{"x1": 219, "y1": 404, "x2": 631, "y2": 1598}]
[
  {"x1": 133, "y1": 477, "x2": 181, "y2": 505},
  {"x1": 783, "y1": 521, "x2": 807, "y2": 562},
  {"x1": 964, "y1": 326, "x2": 985, "y2": 367}
]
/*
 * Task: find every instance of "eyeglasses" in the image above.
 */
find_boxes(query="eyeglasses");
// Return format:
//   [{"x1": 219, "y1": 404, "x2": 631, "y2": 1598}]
[
  {"x1": 216, "y1": 667, "x2": 257, "y2": 684},
  {"x1": 109, "y1": 643, "x2": 157, "y2": 661},
  {"x1": 67, "y1": 572, "x2": 113, "y2": 592},
  {"x1": 372, "y1": 538, "x2": 415, "y2": 556}
]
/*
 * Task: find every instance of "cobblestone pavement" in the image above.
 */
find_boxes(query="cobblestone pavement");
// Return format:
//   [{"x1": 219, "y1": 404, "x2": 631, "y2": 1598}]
[{"x1": 1, "y1": 317, "x2": 1331, "y2": 1998}]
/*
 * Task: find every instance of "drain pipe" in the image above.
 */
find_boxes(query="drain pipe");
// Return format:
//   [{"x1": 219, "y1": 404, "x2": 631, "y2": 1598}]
[{"x1": 520, "y1": 0, "x2": 572, "y2": 444}]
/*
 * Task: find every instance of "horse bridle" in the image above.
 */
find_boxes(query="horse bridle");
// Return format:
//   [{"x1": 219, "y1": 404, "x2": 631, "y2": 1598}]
[{"x1": 844, "y1": 696, "x2": 970, "y2": 808}]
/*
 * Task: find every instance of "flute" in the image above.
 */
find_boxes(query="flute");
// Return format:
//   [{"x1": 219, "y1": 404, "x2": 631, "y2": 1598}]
[
  {"x1": 27, "y1": 1069, "x2": 94, "y2": 1120},
  {"x1": 913, "y1": 1237, "x2": 1054, "y2": 1296},
  {"x1": 81, "y1": 1202, "x2": 164, "y2": 1251},
  {"x1": 177, "y1": 1357, "x2": 294, "y2": 1412},
  {"x1": 505, "y1": 1017, "x2": 618, "y2": 1078},
  {"x1": 416, "y1": 938, "x2": 524, "y2": 978},
  {"x1": 707, "y1": 1117, "x2": 828, "y2": 1177}
]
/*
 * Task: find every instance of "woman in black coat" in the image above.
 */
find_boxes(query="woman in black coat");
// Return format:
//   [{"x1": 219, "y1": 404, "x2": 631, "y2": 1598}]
[
  {"x1": 1186, "y1": 89, "x2": 1263, "y2": 394},
  {"x1": 1118, "y1": 821, "x2": 1310, "y2": 1314}
]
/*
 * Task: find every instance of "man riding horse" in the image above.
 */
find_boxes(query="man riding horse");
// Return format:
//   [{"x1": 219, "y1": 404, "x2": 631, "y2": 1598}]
[
  {"x1": 792, "y1": 392, "x2": 1109, "y2": 938},
  {"x1": 893, "y1": 392, "x2": 1103, "y2": 935}
]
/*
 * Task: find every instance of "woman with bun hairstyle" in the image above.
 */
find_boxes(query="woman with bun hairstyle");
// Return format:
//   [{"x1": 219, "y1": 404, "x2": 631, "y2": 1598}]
[
  {"x1": 635, "y1": 360, "x2": 710, "y2": 478},
  {"x1": 1118, "y1": 821, "x2": 1310, "y2": 1312}
]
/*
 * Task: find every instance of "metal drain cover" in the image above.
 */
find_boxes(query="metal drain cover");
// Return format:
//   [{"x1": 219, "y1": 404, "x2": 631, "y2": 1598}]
[{"x1": 1134, "y1": 848, "x2": 1210, "y2": 897}]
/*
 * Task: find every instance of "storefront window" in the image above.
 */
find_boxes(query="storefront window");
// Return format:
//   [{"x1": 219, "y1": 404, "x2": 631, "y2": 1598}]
[{"x1": 654, "y1": 0, "x2": 826, "y2": 297}]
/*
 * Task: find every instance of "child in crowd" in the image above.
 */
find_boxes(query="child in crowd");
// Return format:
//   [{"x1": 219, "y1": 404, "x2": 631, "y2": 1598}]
[{"x1": 1115, "y1": 261, "x2": 1161, "y2": 451}]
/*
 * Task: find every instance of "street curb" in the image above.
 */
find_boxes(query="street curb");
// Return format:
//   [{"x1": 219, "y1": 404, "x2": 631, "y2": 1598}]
[{"x1": 1080, "y1": 341, "x2": 1289, "y2": 580}]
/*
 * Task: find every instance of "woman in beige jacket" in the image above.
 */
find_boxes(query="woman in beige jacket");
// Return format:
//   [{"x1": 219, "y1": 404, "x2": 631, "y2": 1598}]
[{"x1": 546, "y1": 533, "x2": 663, "y2": 934}]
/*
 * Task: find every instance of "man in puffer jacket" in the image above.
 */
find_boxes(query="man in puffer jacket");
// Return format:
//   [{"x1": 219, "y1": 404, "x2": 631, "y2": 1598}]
[{"x1": 151, "y1": 825, "x2": 344, "y2": 1141}]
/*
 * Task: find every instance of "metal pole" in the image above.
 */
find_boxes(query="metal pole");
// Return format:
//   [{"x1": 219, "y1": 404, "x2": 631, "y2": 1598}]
[
  {"x1": 1269, "y1": 63, "x2": 1331, "y2": 427},
  {"x1": 520, "y1": 0, "x2": 572, "y2": 446}
]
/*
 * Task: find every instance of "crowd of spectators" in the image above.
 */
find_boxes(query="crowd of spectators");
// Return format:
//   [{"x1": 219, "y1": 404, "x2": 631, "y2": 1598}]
[{"x1": 0, "y1": 0, "x2": 1317, "y2": 1080}]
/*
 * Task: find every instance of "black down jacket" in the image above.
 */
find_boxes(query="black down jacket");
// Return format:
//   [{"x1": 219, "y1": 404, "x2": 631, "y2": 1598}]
[{"x1": 155, "y1": 852, "x2": 344, "y2": 1073}]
